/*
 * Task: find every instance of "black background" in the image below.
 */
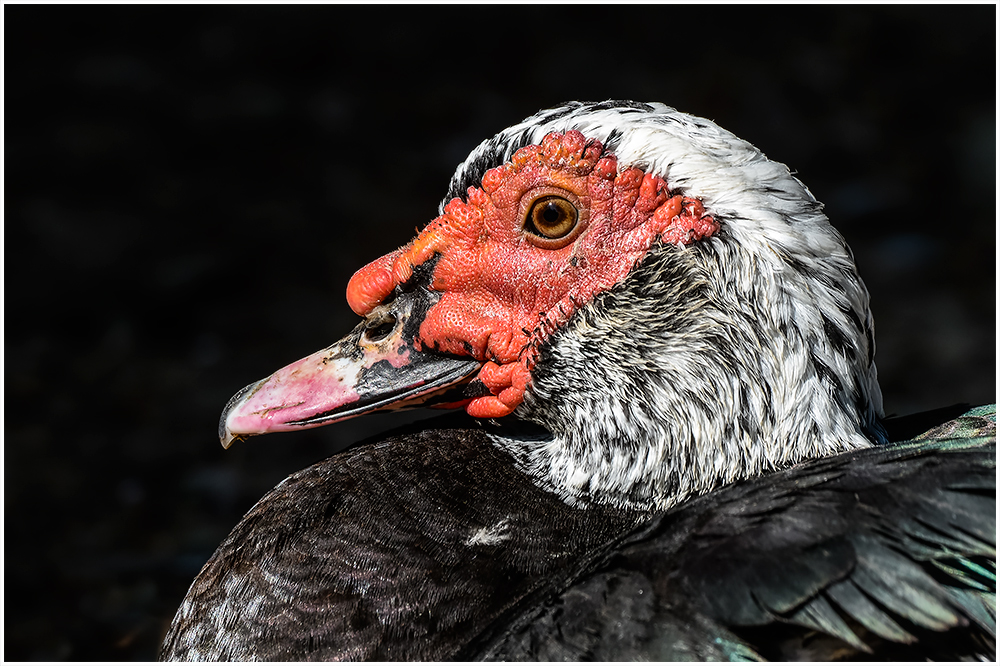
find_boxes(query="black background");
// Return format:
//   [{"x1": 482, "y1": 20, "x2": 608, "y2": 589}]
[{"x1": 5, "y1": 5, "x2": 995, "y2": 661}]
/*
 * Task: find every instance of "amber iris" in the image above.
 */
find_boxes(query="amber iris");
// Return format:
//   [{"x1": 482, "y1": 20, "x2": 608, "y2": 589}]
[{"x1": 526, "y1": 196, "x2": 579, "y2": 239}]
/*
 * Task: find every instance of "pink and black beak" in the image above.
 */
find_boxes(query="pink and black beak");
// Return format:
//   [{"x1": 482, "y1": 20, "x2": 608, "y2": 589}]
[{"x1": 219, "y1": 284, "x2": 483, "y2": 448}]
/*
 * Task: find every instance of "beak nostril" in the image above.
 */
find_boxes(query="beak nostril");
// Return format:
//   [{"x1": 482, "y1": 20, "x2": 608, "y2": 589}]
[{"x1": 363, "y1": 315, "x2": 397, "y2": 343}]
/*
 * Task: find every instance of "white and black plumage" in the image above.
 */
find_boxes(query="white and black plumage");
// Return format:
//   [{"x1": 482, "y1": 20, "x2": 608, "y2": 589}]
[{"x1": 160, "y1": 101, "x2": 995, "y2": 661}]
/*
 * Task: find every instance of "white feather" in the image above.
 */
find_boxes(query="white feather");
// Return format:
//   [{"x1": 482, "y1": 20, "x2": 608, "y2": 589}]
[{"x1": 457, "y1": 102, "x2": 884, "y2": 512}]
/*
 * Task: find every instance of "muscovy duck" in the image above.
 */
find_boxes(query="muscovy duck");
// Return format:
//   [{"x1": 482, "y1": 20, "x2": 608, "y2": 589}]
[{"x1": 161, "y1": 101, "x2": 995, "y2": 661}]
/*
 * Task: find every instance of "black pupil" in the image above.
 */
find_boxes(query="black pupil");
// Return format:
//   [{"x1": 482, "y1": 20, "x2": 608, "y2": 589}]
[{"x1": 542, "y1": 203, "x2": 561, "y2": 223}]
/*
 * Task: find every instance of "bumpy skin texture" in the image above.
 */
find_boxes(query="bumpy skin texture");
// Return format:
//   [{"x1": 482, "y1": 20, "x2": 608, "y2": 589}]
[
  {"x1": 167, "y1": 103, "x2": 994, "y2": 661},
  {"x1": 346, "y1": 131, "x2": 716, "y2": 418}
]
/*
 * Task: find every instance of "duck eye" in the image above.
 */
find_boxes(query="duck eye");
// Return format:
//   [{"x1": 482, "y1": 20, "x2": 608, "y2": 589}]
[{"x1": 525, "y1": 196, "x2": 579, "y2": 240}]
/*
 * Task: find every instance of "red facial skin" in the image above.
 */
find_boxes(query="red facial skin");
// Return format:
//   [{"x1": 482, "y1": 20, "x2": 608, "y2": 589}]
[{"x1": 347, "y1": 131, "x2": 718, "y2": 419}]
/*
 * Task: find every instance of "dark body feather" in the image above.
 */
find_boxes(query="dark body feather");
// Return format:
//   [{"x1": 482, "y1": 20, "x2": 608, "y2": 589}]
[
  {"x1": 160, "y1": 418, "x2": 644, "y2": 661},
  {"x1": 475, "y1": 422, "x2": 996, "y2": 660},
  {"x1": 161, "y1": 408, "x2": 995, "y2": 661}
]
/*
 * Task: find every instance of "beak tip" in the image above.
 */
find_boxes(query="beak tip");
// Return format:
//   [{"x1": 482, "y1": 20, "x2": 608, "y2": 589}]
[
  {"x1": 220, "y1": 430, "x2": 237, "y2": 449},
  {"x1": 218, "y1": 413, "x2": 238, "y2": 448},
  {"x1": 218, "y1": 378, "x2": 266, "y2": 450}
]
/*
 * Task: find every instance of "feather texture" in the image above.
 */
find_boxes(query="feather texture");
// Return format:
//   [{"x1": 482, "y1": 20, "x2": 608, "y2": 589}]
[
  {"x1": 161, "y1": 102, "x2": 994, "y2": 661},
  {"x1": 472, "y1": 410, "x2": 995, "y2": 660},
  {"x1": 162, "y1": 409, "x2": 995, "y2": 660}
]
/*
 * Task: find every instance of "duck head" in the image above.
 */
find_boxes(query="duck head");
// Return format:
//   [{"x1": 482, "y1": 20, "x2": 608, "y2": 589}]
[{"x1": 221, "y1": 101, "x2": 885, "y2": 511}]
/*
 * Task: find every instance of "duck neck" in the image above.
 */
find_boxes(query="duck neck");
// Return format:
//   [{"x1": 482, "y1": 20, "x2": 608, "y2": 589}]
[{"x1": 488, "y1": 242, "x2": 883, "y2": 513}]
